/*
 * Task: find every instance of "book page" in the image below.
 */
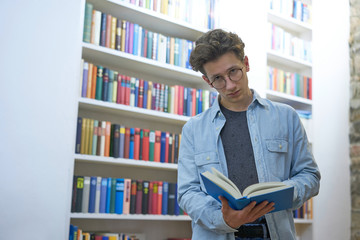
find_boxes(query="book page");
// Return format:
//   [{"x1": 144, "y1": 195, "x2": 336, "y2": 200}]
[
  {"x1": 202, "y1": 171, "x2": 242, "y2": 199},
  {"x1": 243, "y1": 182, "x2": 288, "y2": 197},
  {"x1": 210, "y1": 167, "x2": 241, "y2": 196}
]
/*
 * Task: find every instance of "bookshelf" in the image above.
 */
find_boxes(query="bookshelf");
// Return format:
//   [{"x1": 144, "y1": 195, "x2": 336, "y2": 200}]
[
  {"x1": 266, "y1": 1, "x2": 314, "y2": 239},
  {"x1": 70, "y1": 0, "x2": 214, "y2": 239}
]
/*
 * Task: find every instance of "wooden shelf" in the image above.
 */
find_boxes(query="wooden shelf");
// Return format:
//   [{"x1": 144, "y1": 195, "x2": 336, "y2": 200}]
[
  {"x1": 86, "y1": 0, "x2": 207, "y2": 40},
  {"x1": 75, "y1": 154, "x2": 178, "y2": 171},
  {"x1": 71, "y1": 213, "x2": 191, "y2": 221}
]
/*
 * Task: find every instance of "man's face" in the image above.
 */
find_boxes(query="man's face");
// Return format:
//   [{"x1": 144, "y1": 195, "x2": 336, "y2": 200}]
[{"x1": 202, "y1": 52, "x2": 250, "y2": 111}]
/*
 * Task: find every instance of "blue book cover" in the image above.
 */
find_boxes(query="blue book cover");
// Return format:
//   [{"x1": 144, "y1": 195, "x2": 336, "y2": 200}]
[
  {"x1": 160, "y1": 131, "x2": 166, "y2": 163},
  {"x1": 187, "y1": 88, "x2": 193, "y2": 116},
  {"x1": 198, "y1": 89, "x2": 203, "y2": 114},
  {"x1": 99, "y1": 177, "x2": 108, "y2": 213},
  {"x1": 125, "y1": 21, "x2": 130, "y2": 53},
  {"x1": 129, "y1": 128, "x2": 135, "y2": 159},
  {"x1": 88, "y1": 176, "x2": 97, "y2": 213},
  {"x1": 166, "y1": 36, "x2": 170, "y2": 64},
  {"x1": 100, "y1": 13, "x2": 107, "y2": 47},
  {"x1": 135, "y1": 78, "x2": 139, "y2": 107},
  {"x1": 133, "y1": 23, "x2": 139, "y2": 55},
  {"x1": 143, "y1": 80, "x2": 148, "y2": 108},
  {"x1": 174, "y1": 183, "x2": 180, "y2": 215},
  {"x1": 81, "y1": 62, "x2": 88, "y2": 98},
  {"x1": 200, "y1": 167, "x2": 294, "y2": 213},
  {"x1": 115, "y1": 178, "x2": 125, "y2": 214},
  {"x1": 105, "y1": 177, "x2": 112, "y2": 213},
  {"x1": 186, "y1": 40, "x2": 193, "y2": 69},
  {"x1": 161, "y1": 182, "x2": 169, "y2": 215},
  {"x1": 75, "y1": 117, "x2": 82, "y2": 153}
]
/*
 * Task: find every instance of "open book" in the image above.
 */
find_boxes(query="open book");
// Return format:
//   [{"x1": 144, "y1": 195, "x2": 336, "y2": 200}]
[{"x1": 201, "y1": 167, "x2": 294, "y2": 213}]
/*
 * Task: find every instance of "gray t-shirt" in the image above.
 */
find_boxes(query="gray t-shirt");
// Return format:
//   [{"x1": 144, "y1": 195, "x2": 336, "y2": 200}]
[{"x1": 219, "y1": 104, "x2": 259, "y2": 193}]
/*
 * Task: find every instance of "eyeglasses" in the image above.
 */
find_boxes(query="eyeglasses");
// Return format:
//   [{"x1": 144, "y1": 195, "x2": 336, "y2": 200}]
[{"x1": 208, "y1": 67, "x2": 244, "y2": 89}]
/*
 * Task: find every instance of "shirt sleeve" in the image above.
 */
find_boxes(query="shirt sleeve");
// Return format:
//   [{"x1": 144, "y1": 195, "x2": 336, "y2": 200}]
[{"x1": 177, "y1": 119, "x2": 237, "y2": 234}]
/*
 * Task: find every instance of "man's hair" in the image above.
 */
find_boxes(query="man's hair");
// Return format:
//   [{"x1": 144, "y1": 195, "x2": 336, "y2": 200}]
[{"x1": 189, "y1": 29, "x2": 245, "y2": 75}]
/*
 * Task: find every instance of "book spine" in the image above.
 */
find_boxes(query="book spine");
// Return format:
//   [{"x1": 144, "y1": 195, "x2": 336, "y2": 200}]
[
  {"x1": 115, "y1": 178, "x2": 124, "y2": 214},
  {"x1": 99, "y1": 177, "x2": 108, "y2": 213}
]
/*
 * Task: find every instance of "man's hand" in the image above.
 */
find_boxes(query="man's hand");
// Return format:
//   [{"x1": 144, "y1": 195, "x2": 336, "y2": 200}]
[{"x1": 219, "y1": 196, "x2": 275, "y2": 229}]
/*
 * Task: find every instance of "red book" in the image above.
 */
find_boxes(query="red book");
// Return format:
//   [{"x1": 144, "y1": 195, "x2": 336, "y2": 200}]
[
  {"x1": 125, "y1": 76, "x2": 131, "y2": 105},
  {"x1": 174, "y1": 85, "x2": 179, "y2": 114},
  {"x1": 91, "y1": 65, "x2": 97, "y2": 99},
  {"x1": 308, "y1": 77, "x2": 312, "y2": 100},
  {"x1": 116, "y1": 74, "x2": 122, "y2": 104},
  {"x1": 135, "y1": 180, "x2": 143, "y2": 214},
  {"x1": 165, "y1": 132, "x2": 169, "y2": 163},
  {"x1": 134, "y1": 127, "x2": 141, "y2": 160},
  {"x1": 152, "y1": 182, "x2": 158, "y2": 214},
  {"x1": 148, "y1": 182, "x2": 153, "y2": 214},
  {"x1": 124, "y1": 127, "x2": 130, "y2": 158},
  {"x1": 192, "y1": 88, "x2": 196, "y2": 116},
  {"x1": 178, "y1": 85, "x2": 184, "y2": 116},
  {"x1": 157, "y1": 181, "x2": 163, "y2": 215},
  {"x1": 130, "y1": 180, "x2": 137, "y2": 214},
  {"x1": 154, "y1": 130, "x2": 161, "y2": 162},
  {"x1": 142, "y1": 129, "x2": 150, "y2": 161},
  {"x1": 138, "y1": 79, "x2": 144, "y2": 108},
  {"x1": 106, "y1": 14, "x2": 112, "y2": 48}
]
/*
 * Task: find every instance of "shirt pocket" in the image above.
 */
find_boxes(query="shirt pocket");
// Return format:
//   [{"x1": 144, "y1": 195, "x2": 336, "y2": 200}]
[
  {"x1": 194, "y1": 151, "x2": 221, "y2": 189},
  {"x1": 265, "y1": 139, "x2": 289, "y2": 180}
]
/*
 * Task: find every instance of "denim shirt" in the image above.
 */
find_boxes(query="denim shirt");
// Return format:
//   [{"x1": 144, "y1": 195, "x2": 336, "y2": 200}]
[{"x1": 177, "y1": 90, "x2": 320, "y2": 240}]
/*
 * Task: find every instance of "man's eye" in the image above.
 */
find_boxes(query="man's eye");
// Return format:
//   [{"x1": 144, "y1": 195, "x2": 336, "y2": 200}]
[
  {"x1": 230, "y1": 68, "x2": 238, "y2": 74},
  {"x1": 213, "y1": 76, "x2": 221, "y2": 81}
]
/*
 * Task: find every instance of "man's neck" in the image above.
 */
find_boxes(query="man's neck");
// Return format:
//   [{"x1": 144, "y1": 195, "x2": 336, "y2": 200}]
[{"x1": 220, "y1": 89, "x2": 253, "y2": 112}]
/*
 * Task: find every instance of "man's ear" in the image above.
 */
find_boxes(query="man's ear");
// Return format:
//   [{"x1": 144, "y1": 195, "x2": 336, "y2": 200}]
[
  {"x1": 244, "y1": 56, "x2": 250, "y2": 72},
  {"x1": 202, "y1": 75, "x2": 213, "y2": 87}
]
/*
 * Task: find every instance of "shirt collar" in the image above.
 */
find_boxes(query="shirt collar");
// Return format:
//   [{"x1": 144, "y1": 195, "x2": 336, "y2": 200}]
[{"x1": 210, "y1": 89, "x2": 269, "y2": 121}]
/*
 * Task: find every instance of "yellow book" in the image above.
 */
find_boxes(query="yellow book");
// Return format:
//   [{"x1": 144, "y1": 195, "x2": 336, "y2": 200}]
[
  {"x1": 86, "y1": 63, "x2": 93, "y2": 98},
  {"x1": 80, "y1": 118, "x2": 87, "y2": 154},
  {"x1": 88, "y1": 119, "x2": 94, "y2": 155},
  {"x1": 121, "y1": 20, "x2": 126, "y2": 52},
  {"x1": 110, "y1": 16, "x2": 117, "y2": 49},
  {"x1": 112, "y1": 71, "x2": 118, "y2": 103},
  {"x1": 147, "y1": 81, "x2": 153, "y2": 109}
]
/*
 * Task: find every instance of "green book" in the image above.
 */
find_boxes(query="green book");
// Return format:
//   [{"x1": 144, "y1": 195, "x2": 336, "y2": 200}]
[
  {"x1": 95, "y1": 66, "x2": 103, "y2": 100},
  {"x1": 110, "y1": 178, "x2": 117, "y2": 213},
  {"x1": 149, "y1": 130, "x2": 155, "y2": 161},
  {"x1": 83, "y1": 3, "x2": 93, "y2": 43}
]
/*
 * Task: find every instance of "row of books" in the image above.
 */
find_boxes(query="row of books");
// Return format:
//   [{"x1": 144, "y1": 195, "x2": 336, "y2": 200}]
[
  {"x1": 267, "y1": 66, "x2": 312, "y2": 100},
  {"x1": 83, "y1": 3, "x2": 194, "y2": 69},
  {"x1": 71, "y1": 176, "x2": 183, "y2": 216},
  {"x1": 69, "y1": 225, "x2": 143, "y2": 240},
  {"x1": 75, "y1": 117, "x2": 181, "y2": 164},
  {"x1": 293, "y1": 198, "x2": 313, "y2": 219},
  {"x1": 120, "y1": 0, "x2": 218, "y2": 30},
  {"x1": 80, "y1": 60, "x2": 218, "y2": 116},
  {"x1": 269, "y1": 23, "x2": 312, "y2": 63},
  {"x1": 269, "y1": 0, "x2": 312, "y2": 23}
]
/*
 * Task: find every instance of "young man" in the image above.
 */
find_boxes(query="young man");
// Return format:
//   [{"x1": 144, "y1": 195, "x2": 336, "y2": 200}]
[{"x1": 177, "y1": 29, "x2": 320, "y2": 239}]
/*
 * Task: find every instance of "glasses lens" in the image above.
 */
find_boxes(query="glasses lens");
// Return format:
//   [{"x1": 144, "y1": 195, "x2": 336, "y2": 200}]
[
  {"x1": 229, "y1": 68, "x2": 243, "y2": 81},
  {"x1": 212, "y1": 79, "x2": 225, "y2": 89}
]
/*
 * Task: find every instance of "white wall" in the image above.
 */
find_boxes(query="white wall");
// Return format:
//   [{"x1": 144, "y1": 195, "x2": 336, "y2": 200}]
[
  {"x1": 312, "y1": 1, "x2": 351, "y2": 239},
  {"x1": 0, "y1": 1, "x2": 82, "y2": 239}
]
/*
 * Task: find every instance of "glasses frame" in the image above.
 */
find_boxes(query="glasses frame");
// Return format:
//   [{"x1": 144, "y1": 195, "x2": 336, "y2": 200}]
[{"x1": 208, "y1": 66, "x2": 244, "y2": 90}]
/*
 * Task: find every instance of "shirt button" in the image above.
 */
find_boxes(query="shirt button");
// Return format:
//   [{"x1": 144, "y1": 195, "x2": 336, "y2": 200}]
[
  {"x1": 216, "y1": 127, "x2": 220, "y2": 131},
  {"x1": 255, "y1": 137, "x2": 258, "y2": 142},
  {"x1": 206, "y1": 156, "x2": 210, "y2": 160},
  {"x1": 279, "y1": 144, "x2": 282, "y2": 149}
]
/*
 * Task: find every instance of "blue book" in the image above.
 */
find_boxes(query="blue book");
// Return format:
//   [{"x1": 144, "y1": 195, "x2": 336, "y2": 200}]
[
  {"x1": 105, "y1": 177, "x2": 112, "y2": 213},
  {"x1": 186, "y1": 40, "x2": 193, "y2": 69},
  {"x1": 161, "y1": 182, "x2": 169, "y2": 215},
  {"x1": 129, "y1": 128, "x2": 135, "y2": 159},
  {"x1": 166, "y1": 36, "x2": 170, "y2": 64},
  {"x1": 69, "y1": 224, "x2": 75, "y2": 240},
  {"x1": 99, "y1": 177, "x2": 108, "y2": 213},
  {"x1": 135, "y1": 78, "x2": 139, "y2": 107},
  {"x1": 187, "y1": 88, "x2": 193, "y2": 116},
  {"x1": 143, "y1": 81, "x2": 148, "y2": 108},
  {"x1": 115, "y1": 178, "x2": 125, "y2": 214},
  {"x1": 107, "y1": 70, "x2": 114, "y2": 102},
  {"x1": 174, "y1": 183, "x2": 180, "y2": 215},
  {"x1": 133, "y1": 23, "x2": 139, "y2": 55},
  {"x1": 75, "y1": 117, "x2": 82, "y2": 154},
  {"x1": 88, "y1": 176, "x2": 97, "y2": 213},
  {"x1": 197, "y1": 89, "x2": 203, "y2": 114},
  {"x1": 125, "y1": 21, "x2": 130, "y2": 53},
  {"x1": 160, "y1": 131, "x2": 166, "y2": 163},
  {"x1": 81, "y1": 62, "x2": 88, "y2": 98},
  {"x1": 201, "y1": 167, "x2": 294, "y2": 213},
  {"x1": 100, "y1": 13, "x2": 107, "y2": 47}
]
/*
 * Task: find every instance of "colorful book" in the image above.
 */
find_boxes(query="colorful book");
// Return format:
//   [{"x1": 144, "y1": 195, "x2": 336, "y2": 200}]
[
  {"x1": 142, "y1": 129, "x2": 150, "y2": 161},
  {"x1": 149, "y1": 130, "x2": 155, "y2": 161},
  {"x1": 123, "y1": 178, "x2": 131, "y2": 214},
  {"x1": 82, "y1": 176, "x2": 91, "y2": 213},
  {"x1": 99, "y1": 177, "x2": 108, "y2": 213},
  {"x1": 154, "y1": 130, "x2": 161, "y2": 162},
  {"x1": 130, "y1": 179, "x2": 137, "y2": 214},
  {"x1": 115, "y1": 178, "x2": 125, "y2": 214},
  {"x1": 142, "y1": 181, "x2": 150, "y2": 214},
  {"x1": 88, "y1": 176, "x2": 97, "y2": 213},
  {"x1": 136, "y1": 180, "x2": 143, "y2": 214},
  {"x1": 134, "y1": 128, "x2": 140, "y2": 160},
  {"x1": 94, "y1": 176, "x2": 102, "y2": 213},
  {"x1": 129, "y1": 127, "x2": 135, "y2": 159}
]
